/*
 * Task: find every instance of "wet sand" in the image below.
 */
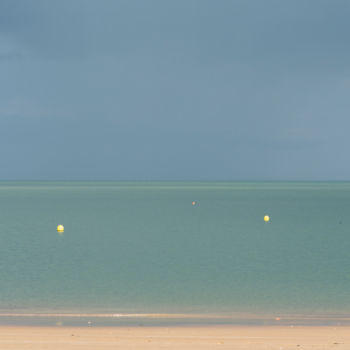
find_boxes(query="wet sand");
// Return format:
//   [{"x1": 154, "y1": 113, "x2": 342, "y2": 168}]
[{"x1": 0, "y1": 325, "x2": 349, "y2": 349}]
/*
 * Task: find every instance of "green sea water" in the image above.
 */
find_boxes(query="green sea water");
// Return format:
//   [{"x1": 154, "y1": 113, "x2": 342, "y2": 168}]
[{"x1": 0, "y1": 182, "x2": 350, "y2": 321}]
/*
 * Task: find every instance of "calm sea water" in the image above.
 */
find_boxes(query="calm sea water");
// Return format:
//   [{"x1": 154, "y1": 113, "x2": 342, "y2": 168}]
[{"x1": 0, "y1": 182, "x2": 350, "y2": 321}]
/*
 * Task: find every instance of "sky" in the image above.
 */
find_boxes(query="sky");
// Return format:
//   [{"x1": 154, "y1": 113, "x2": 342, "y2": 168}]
[{"x1": 1, "y1": 0, "x2": 350, "y2": 181}]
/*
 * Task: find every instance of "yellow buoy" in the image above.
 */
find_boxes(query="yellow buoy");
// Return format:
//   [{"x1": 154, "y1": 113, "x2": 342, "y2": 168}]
[
  {"x1": 264, "y1": 215, "x2": 270, "y2": 222},
  {"x1": 57, "y1": 224, "x2": 64, "y2": 232}
]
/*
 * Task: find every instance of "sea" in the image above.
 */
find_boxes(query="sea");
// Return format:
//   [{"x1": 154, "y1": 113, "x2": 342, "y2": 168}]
[{"x1": 0, "y1": 181, "x2": 349, "y2": 326}]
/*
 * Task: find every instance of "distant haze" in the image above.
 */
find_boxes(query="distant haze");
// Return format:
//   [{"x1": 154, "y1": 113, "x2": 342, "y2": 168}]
[{"x1": 1, "y1": 1, "x2": 349, "y2": 180}]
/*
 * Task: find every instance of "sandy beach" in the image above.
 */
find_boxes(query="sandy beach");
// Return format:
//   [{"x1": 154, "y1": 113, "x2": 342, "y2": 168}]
[{"x1": 0, "y1": 326, "x2": 349, "y2": 350}]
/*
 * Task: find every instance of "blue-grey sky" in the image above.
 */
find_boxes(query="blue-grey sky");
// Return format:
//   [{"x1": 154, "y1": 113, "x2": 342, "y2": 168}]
[{"x1": 1, "y1": 1, "x2": 349, "y2": 180}]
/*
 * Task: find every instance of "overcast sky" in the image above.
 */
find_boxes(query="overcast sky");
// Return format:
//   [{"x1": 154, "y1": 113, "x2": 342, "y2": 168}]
[{"x1": 1, "y1": 1, "x2": 349, "y2": 180}]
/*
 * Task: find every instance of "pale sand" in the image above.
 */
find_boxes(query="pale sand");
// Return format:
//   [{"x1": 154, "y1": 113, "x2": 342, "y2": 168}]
[{"x1": 0, "y1": 326, "x2": 349, "y2": 350}]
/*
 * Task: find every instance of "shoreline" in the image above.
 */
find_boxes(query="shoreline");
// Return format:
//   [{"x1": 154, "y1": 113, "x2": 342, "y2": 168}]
[{"x1": 0, "y1": 312, "x2": 350, "y2": 327}]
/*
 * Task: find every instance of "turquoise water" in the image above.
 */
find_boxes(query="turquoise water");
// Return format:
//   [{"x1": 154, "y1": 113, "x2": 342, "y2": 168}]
[{"x1": 0, "y1": 182, "x2": 350, "y2": 319}]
